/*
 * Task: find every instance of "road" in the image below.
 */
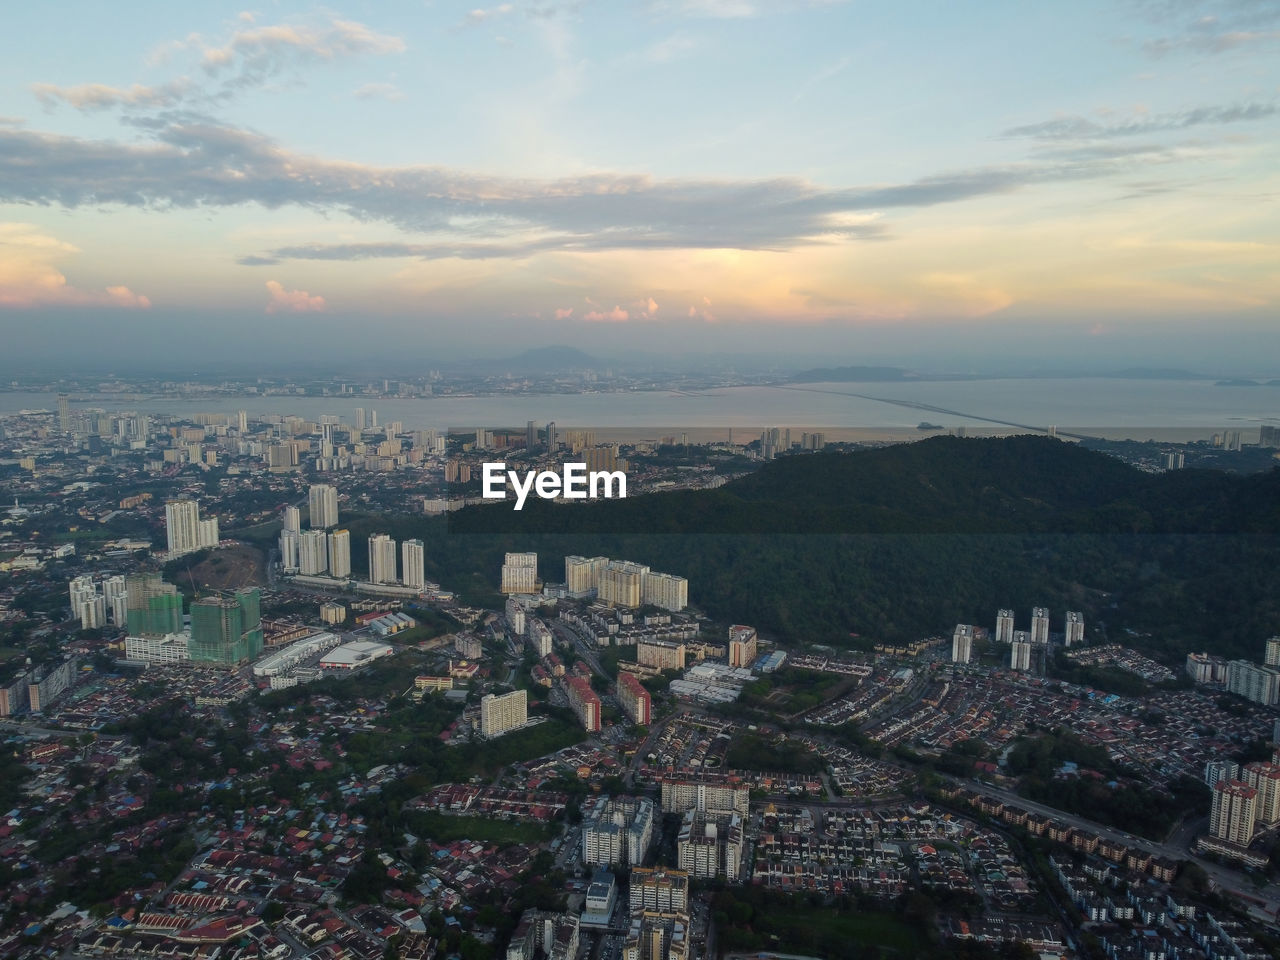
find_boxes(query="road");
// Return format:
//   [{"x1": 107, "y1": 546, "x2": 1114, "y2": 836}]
[
  {"x1": 0, "y1": 719, "x2": 83, "y2": 739},
  {"x1": 957, "y1": 777, "x2": 1280, "y2": 923}
]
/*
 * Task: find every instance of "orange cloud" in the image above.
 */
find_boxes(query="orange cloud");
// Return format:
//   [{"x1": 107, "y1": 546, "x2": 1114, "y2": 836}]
[
  {"x1": 583, "y1": 305, "x2": 629, "y2": 323},
  {"x1": 265, "y1": 280, "x2": 325, "y2": 313},
  {"x1": 0, "y1": 223, "x2": 151, "y2": 309},
  {"x1": 554, "y1": 306, "x2": 574, "y2": 319}
]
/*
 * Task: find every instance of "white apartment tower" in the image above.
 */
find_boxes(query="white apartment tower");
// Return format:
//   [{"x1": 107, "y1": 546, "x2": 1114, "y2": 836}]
[
  {"x1": 501, "y1": 552, "x2": 538, "y2": 595},
  {"x1": 599, "y1": 560, "x2": 649, "y2": 608},
  {"x1": 1010, "y1": 634, "x2": 1032, "y2": 672},
  {"x1": 165, "y1": 499, "x2": 203, "y2": 556},
  {"x1": 565, "y1": 555, "x2": 609, "y2": 597},
  {"x1": 308, "y1": 483, "x2": 339, "y2": 529},
  {"x1": 299, "y1": 530, "x2": 328, "y2": 576},
  {"x1": 1064, "y1": 611, "x2": 1085, "y2": 648},
  {"x1": 479, "y1": 689, "x2": 528, "y2": 737},
  {"x1": 1211, "y1": 779, "x2": 1258, "y2": 846},
  {"x1": 995, "y1": 609, "x2": 1015, "y2": 643},
  {"x1": 402, "y1": 539, "x2": 426, "y2": 589},
  {"x1": 1265, "y1": 636, "x2": 1280, "y2": 667},
  {"x1": 642, "y1": 571, "x2": 688, "y2": 612},
  {"x1": 328, "y1": 529, "x2": 351, "y2": 578},
  {"x1": 952, "y1": 624, "x2": 973, "y2": 665},
  {"x1": 279, "y1": 530, "x2": 300, "y2": 572},
  {"x1": 1030, "y1": 607, "x2": 1050, "y2": 644},
  {"x1": 368, "y1": 534, "x2": 397, "y2": 584}
]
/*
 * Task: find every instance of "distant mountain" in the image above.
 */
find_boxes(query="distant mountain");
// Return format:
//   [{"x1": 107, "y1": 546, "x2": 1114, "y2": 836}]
[
  {"x1": 448, "y1": 345, "x2": 603, "y2": 375},
  {"x1": 789, "y1": 365, "x2": 915, "y2": 383},
  {"x1": 1101, "y1": 367, "x2": 1207, "y2": 380},
  {"x1": 504, "y1": 345, "x2": 601, "y2": 372}
]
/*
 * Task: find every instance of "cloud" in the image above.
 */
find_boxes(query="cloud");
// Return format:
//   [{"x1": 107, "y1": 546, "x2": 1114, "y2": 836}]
[
  {"x1": 1129, "y1": 0, "x2": 1280, "y2": 55},
  {"x1": 198, "y1": 19, "x2": 406, "y2": 83},
  {"x1": 265, "y1": 280, "x2": 325, "y2": 313},
  {"x1": 0, "y1": 116, "x2": 1198, "y2": 263},
  {"x1": 32, "y1": 80, "x2": 193, "y2": 112},
  {"x1": 641, "y1": 296, "x2": 659, "y2": 317},
  {"x1": 1002, "y1": 102, "x2": 1278, "y2": 140},
  {"x1": 554, "y1": 307, "x2": 574, "y2": 318},
  {"x1": 583, "y1": 305, "x2": 630, "y2": 322},
  {"x1": 353, "y1": 82, "x2": 405, "y2": 101},
  {"x1": 642, "y1": 32, "x2": 698, "y2": 61},
  {"x1": 646, "y1": 0, "x2": 848, "y2": 18},
  {"x1": 33, "y1": 17, "x2": 405, "y2": 114},
  {"x1": 0, "y1": 223, "x2": 151, "y2": 309},
  {"x1": 105, "y1": 285, "x2": 153, "y2": 308},
  {"x1": 461, "y1": 4, "x2": 515, "y2": 26}
]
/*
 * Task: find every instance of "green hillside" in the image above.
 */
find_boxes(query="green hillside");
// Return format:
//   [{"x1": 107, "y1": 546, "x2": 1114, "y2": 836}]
[{"x1": 323, "y1": 436, "x2": 1279, "y2": 661}]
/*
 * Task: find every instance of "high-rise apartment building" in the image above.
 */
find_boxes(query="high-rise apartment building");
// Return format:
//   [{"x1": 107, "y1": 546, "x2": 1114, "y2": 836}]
[
  {"x1": 659, "y1": 779, "x2": 750, "y2": 818},
  {"x1": 189, "y1": 589, "x2": 263, "y2": 665},
  {"x1": 677, "y1": 811, "x2": 743, "y2": 881},
  {"x1": 728, "y1": 625, "x2": 757, "y2": 669},
  {"x1": 582, "y1": 797, "x2": 655, "y2": 867},
  {"x1": 368, "y1": 534, "x2": 397, "y2": 584},
  {"x1": 628, "y1": 868, "x2": 690, "y2": 915},
  {"x1": 328, "y1": 529, "x2": 351, "y2": 578},
  {"x1": 1210, "y1": 779, "x2": 1258, "y2": 846},
  {"x1": 952, "y1": 624, "x2": 973, "y2": 664},
  {"x1": 479, "y1": 689, "x2": 528, "y2": 738},
  {"x1": 501, "y1": 552, "x2": 538, "y2": 595},
  {"x1": 104, "y1": 575, "x2": 128, "y2": 626},
  {"x1": 282, "y1": 505, "x2": 301, "y2": 534},
  {"x1": 299, "y1": 530, "x2": 329, "y2": 576},
  {"x1": 1241, "y1": 762, "x2": 1280, "y2": 824},
  {"x1": 57, "y1": 394, "x2": 71, "y2": 433},
  {"x1": 1030, "y1": 607, "x2": 1050, "y2": 644},
  {"x1": 617, "y1": 672, "x2": 652, "y2": 724},
  {"x1": 565, "y1": 675, "x2": 601, "y2": 732},
  {"x1": 309, "y1": 483, "x2": 339, "y2": 529},
  {"x1": 1064, "y1": 611, "x2": 1085, "y2": 647},
  {"x1": 402, "y1": 539, "x2": 425, "y2": 589},
  {"x1": 165, "y1": 499, "x2": 201, "y2": 555},
  {"x1": 68, "y1": 575, "x2": 105, "y2": 629},
  {"x1": 995, "y1": 609, "x2": 1015, "y2": 643},
  {"x1": 1226, "y1": 660, "x2": 1280, "y2": 706},
  {"x1": 599, "y1": 561, "x2": 648, "y2": 607},
  {"x1": 1205, "y1": 759, "x2": 1241, "y2": 788},
  {"x1": 621, "y1": 913, "x2": 690, "y2": 960},
  {"x1": 126, "y1": 574, "x2": 183, "y2": 637},
  {"x1": 565, "y1": 555, "x2": 609, "y2": 597},
  {"x1": 1010, "y1": 635, "x2": 1032, "y2": 672},
  {"x1": 637, "y1": 641, "x2": 685, "y2": 673},
  {"x1": 642, "y1": 572, "x2": 688, "y2": 612},
  {"x1": 1265, "y1": 636, "x2": 1280, "y2": 667}
]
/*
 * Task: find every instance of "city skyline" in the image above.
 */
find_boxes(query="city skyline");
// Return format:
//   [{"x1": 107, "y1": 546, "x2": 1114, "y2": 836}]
[{"x1": 0, "y1": 1, "x2": 1278, "y2": 369}]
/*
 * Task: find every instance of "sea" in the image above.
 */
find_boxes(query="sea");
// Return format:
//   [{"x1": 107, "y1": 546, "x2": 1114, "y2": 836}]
[{"x1": 1, "y1": 379, "x2": 1277, "y2": 442}]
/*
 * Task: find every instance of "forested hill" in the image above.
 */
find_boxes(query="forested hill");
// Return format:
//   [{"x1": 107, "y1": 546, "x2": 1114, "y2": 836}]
[
  {"x1": 448, "y1": 435, "x2": 1280, "y2": 535},
  {"x1": 324, "y1": 436, "x2": 1280, "y2": 659}
]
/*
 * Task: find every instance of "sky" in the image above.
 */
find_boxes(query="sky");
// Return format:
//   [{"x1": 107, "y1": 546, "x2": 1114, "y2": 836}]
[{"x1": 0, "y1": 0, "x2": 1278, "y2": 372}]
